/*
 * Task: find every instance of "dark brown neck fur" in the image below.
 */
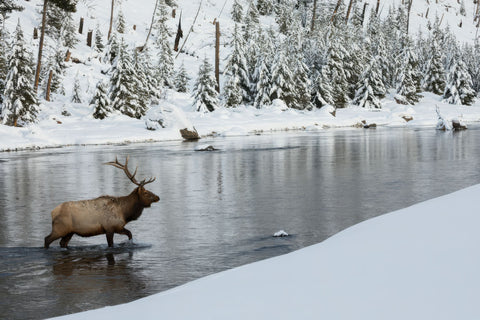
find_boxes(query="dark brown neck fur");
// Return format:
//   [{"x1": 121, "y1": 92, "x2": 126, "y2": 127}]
[{"x1": 120, "y1": 188, "x2": 145, "y2": 223}]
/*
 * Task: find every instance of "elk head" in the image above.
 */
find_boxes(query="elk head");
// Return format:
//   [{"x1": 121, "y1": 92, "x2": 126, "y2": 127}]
[{"x1": 105, "y1": 156, "x2": 160, "y2": 207}]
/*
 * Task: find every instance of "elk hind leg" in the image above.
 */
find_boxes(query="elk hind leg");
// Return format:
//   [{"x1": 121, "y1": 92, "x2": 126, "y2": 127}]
[
  {"x1": 106, "y1": 232, "x2": 114, "y2": 247},
  {"x1": 60, "y1": 233, "x2": 74, "y2": 248},
  {"x1": 44, "y1": 231, "x2": 63, "y2": 249}
]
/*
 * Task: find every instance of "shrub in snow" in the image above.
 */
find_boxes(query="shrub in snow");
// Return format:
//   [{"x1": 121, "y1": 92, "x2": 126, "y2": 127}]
[
  {"x1": 71, "y1": 73, "x2": 82, "y2": 103},
  {"x1": 1, "y1": 21, "x2": 39, "y2": 127},
  {"x1": 144, "y1": 105, "x2": 166, "y2": 130}
]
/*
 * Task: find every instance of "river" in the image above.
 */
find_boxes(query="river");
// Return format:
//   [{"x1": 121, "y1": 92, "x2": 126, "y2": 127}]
[{"x1": 1, "y1": 127, "x2": 480, "y2": 319}]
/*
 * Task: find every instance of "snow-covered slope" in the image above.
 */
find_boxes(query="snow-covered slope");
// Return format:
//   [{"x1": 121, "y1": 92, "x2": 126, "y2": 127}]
[{"x1": 50, "y1": 183, "x2": 480, "y2": 320}]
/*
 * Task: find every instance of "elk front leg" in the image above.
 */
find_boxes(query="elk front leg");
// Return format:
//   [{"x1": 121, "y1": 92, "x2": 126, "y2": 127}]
[
  {"x1": 118, "y1": 228, "x2": 132, "y2": 240},
  {"x1": 106, "y1": 231, "x2": 114, "y2": 247}
]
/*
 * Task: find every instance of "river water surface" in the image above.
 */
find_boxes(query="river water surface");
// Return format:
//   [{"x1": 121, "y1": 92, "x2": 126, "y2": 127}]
[{"x1": 1, "y1": 128, "x2": 480, "y2": 319}]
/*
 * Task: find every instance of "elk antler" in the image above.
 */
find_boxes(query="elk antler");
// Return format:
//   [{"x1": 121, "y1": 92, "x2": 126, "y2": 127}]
[{"x1": 104, "y1": 156, "x2": 156, "y2": 187}]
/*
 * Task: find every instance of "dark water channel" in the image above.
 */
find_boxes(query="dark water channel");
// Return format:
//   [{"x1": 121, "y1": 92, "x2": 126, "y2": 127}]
[{"x1": 1, "y1": 128, "x2": 480, "y2": 319}]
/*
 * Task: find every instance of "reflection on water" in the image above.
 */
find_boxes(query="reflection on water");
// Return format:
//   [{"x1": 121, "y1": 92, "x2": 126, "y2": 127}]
[{"x1": 1, "y1": 128, "x2": 480, "y2": 319}]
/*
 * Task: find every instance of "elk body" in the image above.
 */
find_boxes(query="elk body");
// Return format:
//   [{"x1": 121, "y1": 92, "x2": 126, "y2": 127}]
[{"x1": 44, "y1": 157, "x2": 160, "y2": 248}]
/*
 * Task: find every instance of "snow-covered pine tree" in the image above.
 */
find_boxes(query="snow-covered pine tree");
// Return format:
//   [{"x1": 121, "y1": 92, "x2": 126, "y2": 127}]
[
  {"x1": 1, "y1": 21, "x2": 39, "y2": 127},
  {"x1": 104, "y1": 31, "x2": 119, "y2": 64},
  {"x1": 135, "y1": 47, "x2": 161, "y2": 100},
  {"x1": 109, "y1": 38, "x2": 148, "y2": 118},
  {"x1": 462, "y1": 41, "x2": 480, "y2": 94},
  {"x1": 275, "y1": 0, "x2": 296, "y2": 34},
  {"x1": 231, "y1": 0, "x2": 243, "y2": 23},
  {"x1": 224, "y1": 24, "x2": 250, "y2": 106},
  {"x1": 353, "y1": 55, "x2": 386, "y2": 109},
  {"x1": 154, "y1": 0, "x2": 174, "y2": 88},
  {"x1": 422, "y1": 38, "x2": 445, "y2": 95},
  {"x1": 257, "y1": 0, "x2": 274, "y2": 16},
  {"x1": 44, "y1": 3, "x2": 78, "y2": 49},
  {"x1": 312, "y1": 65, "x2": 335, "y2": 108},
  {"x1": 91, "y1": 80, "x2": 111, "y2": 119},
  {"x1": 443, "y1": 53, "x2": 476, "y2": 105},
  {"x1": 116, "y1": 7, "x2": 126, "y2": 34},
  {"x1": 175, "y1": 61, "x2": 190, "y2": 92},
  {"x1": 71, "y1": 73, "x2": 82, "y2": 103},
  {"x1": 269, "y1": 44, "x2": 296, "y2": 107},
  {"x1": 223, "y1": 74, "x2": 243, "y2": 107},
  {"x1": 253, "y1": 55, "x2": 271, "y2": 108},
  {"x1": 245, "y1": 2, "x2": 260, "y2": 25},
  {"x1": 396, "y1": 36, "x2": 422, "y2": 104},
  {"x1": 94, "y1": 25, "x2": 105, "y2": 53},
  {"x1": 323, "y1": 33, "x2": 350, "y2": 108},
  {"x1": 41, "y1": 41, "x2": 66, "y2": 98},
  {"x1": 192, "y1": 57, "x2": 218, "y2": 112},
  {"x1": 0, "y1": 29, "x2": 9, "y2": 105},
  {"x1": 286, "y1": 28, "x2": 312, "y2": 110}
]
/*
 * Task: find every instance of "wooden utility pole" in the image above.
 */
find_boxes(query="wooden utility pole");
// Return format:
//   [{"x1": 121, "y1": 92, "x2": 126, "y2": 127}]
[
  {"x1": 310, "y1": 0, "x2": 317, "y2": 32},
  {"x1": 215, "y1": 21, "x2": 220, "y2": 93},
  {"x1": 45, "y1": 70, "x2": 53, "y2": 101},
  {"x1": 108, "y1": 0, "x2": 114, "y2": 40},
  {"x1": 34, "y1": 0, "x2": 48, "y2": 92}
]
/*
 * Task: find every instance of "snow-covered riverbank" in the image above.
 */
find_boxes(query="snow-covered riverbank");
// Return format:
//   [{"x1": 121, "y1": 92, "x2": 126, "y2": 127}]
[
  {"x1": 2, "y1": 91, "x2": 480, "y2": 152},
  {"x1": 50, "y1": 183, "x2": 480, "y2": 320}
]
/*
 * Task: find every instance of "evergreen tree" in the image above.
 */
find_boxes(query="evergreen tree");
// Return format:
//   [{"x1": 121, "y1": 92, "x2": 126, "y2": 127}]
[
  {"x1": 91, "y1": 81, "x2": 111, "y2": 119},
  {"x1": 231, "y1": 0, "x2": 243, "y2": 23},
  {"x1": 94, "y1": 25, "x2": 105, "y2": 53},
  {"x1": 396, "y1": 37, "x2": 422, "y2": 104},
  {"x1": 109, "y1": 38, "x2": 148, "y2": 118},
  {"x1": 224, "y1": 24, "x2": 250, "y2": 106},
  {"x1": 275, "y1": 0, "x2": 296, "y2": 34},
  {"x1": 41, "y1": 41, "x2": 66, "y2": 97},
  {"x1": 44, "y1": 3, "x2": 78, "y2": 49},
  {"x1": 462, "y1": 41, "x2": 480, "y2": 94},
  {"x1": 104, "y1": 31, "x2": 119, "y2": 64},
  {"x1": 154, "y1": 0, "x2": 174, "y2": 88},
  {"x1": 223, "y1": 74, "x2": 243, "y2": 107},
  {"x1": 257, "y1": 0, "x2": 274, "y2": 15},
  {"x1": 443, "y1": 53, "x2": 476, "y2": 105},
  {"x1": 287, "y1": 29, "x2": 311, "y2": 110},
  {"x1": 324, "y1": 35, "x2": 350, "y2": 108},
  {"x1": 253, "y1": 54, "x2": 271, "y2": 108},
  {"x1": 422, "y1": 38, "x2": 445, "y2": 95},
  {"x1": 245, "y1": 2, "x2": 260, "y2": 25},
  {"x1": 71, "y1": 73, "x2": 82, "y2": 103},
  {"x1": 353, "y1": 56, "x2": 386, "y2": 109},
  {"x1": 192, "y1": 57, "x2": 218, "y2": 112},
  {"x1": 174, "y1": 61, "x2": 190, "y2": 92},
  {"x1": 116, "y1": 7, "x2": 126, "y2": 34},
  {"x1": 269, "y1": 45, "x2": 296, "y2": 107},
  {"x1": 135, "y1": 47, "x2": 161, "y2": 100},
  {"x1": 0, "y1": 29, "x2": 9, "y2": 105},
  {"x1": 312, "y1": 65, "x2": 335, "y2": 108},
  {"x1": 1, "y1": 22, "x2": 39, "y2": 127}
]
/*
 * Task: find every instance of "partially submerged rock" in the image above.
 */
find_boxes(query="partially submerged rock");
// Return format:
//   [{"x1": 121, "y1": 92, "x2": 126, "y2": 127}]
[
  {"x1": 195, "y1": 145, "x2": 218, "y2": 151},
  {"x1": 180, "y1": 127, "x2": 200, "y2": 140}
]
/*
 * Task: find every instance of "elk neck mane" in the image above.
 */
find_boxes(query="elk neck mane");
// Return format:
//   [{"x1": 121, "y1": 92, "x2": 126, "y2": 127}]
[{"x1": 99, "y1": 187, "x2": 145, "y2": 222}]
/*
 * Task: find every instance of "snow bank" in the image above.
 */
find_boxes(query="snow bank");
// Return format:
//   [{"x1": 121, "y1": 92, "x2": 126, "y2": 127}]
[{"x1": 50, "y1": 183, "x2": 480, "y2": 320}]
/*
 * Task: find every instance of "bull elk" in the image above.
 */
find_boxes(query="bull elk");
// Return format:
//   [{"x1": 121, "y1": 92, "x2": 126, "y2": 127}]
[{"x1": 44, "y1": 157, "x2": 160, "y2": 248}]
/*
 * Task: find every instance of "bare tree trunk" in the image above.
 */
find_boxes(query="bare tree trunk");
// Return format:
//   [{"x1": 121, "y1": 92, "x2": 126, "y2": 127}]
[
  {"x1": 45, "y1": 70, "x2": 53, "y2": 101},
  {"x1": 345, "y1": 0, "x2": 354, "y2": 23},
  {"x1": 310, "y1": 0, "x2": 317, "y2": 32},
  {"x1": 34, "y1": 0, "x2": 48, "y2": 92},
  {"x1": 360, "y1": 3, "x2": 368, "y2": 26},
  {"x1": 108, "y1": 0, "x2": 114, "y2": 40},
  {"x1": 375, "y1": 0, "x2": 380, "y2": 15},
  {"x1": 79, "y1": 17, "x2": 84, "y2": 34},
  {"x1": 215, "y1": 21, "x2": 220, "y2": 93},
  {"x1": 330, "y1": 0, "x2": 342, "y2": 22},
  {"x1": 141, "y1": 0, "x2": 160, "y2": 52}
]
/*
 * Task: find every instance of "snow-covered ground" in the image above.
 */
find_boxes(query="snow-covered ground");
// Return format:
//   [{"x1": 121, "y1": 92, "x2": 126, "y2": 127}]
[{"x1": 50, "y1": 183, "x2": 480, "y2": 320}]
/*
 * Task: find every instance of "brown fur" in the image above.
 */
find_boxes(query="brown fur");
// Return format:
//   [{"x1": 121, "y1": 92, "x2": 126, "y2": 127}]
[{"x1": 44, "y1": 186, "x2": 159, "y2": 248}]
